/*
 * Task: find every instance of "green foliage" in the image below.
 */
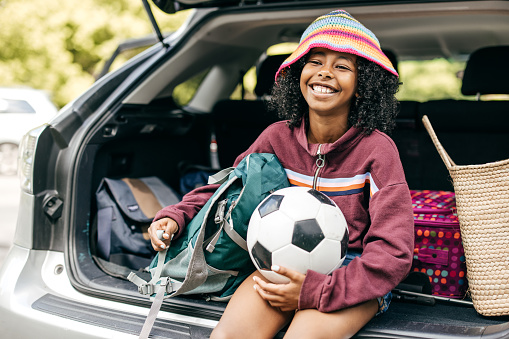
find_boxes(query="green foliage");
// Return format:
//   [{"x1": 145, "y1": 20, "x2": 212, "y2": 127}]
[
  {"x1": 0, "y1": 2, "x2": 471, "y2": 108},
  {"x1": 397, "y1": 59, "x2": 468, "y2": 102},
  {"x1": 173, "y1": 69, "x2": 210, "y2": 106},
  {"x1": 0, "y1": 0, "x2": 189, "y2": 108}
]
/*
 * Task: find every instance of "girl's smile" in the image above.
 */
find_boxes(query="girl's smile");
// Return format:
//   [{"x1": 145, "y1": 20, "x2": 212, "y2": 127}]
[{"x1": 310, "y1": 84, "x2": 338, "y2": 94}]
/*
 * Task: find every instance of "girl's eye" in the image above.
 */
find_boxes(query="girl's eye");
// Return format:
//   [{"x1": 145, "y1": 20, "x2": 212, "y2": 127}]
[
  {"x1": 336, "y1": 65, "x2": 351, "y2": 70},
  {"x1": 308, "y1": 60, "x2": 321, "y2": 65}
]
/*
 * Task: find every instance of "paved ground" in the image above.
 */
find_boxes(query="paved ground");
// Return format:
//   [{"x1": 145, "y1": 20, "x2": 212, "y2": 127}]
[{"x1": 0, "y1": 175, "x2": 20, "y2": 268}]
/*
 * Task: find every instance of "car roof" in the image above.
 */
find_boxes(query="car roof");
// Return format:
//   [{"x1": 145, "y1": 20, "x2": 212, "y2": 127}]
[
  {"x1": 165, "y1": 1, "x2": 509, "y2": 59},
  {"x1": 123, "y1": 0, "x2": 509, "y2": 106},
  {"x1": 154, "y1": 0, "x2": 488, "y2": 13}
]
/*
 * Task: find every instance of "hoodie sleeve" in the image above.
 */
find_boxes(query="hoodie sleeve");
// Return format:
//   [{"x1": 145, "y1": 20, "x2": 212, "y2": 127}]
[
  {"x1": 299, "y1": 138, "x2": 414, "y2": 312},
  {"x1": 153, "y1": 183, "x2": 220, "y2": 239},
  {"x1": 299, "y1": 183, "x2": 414, "y2": 312}
]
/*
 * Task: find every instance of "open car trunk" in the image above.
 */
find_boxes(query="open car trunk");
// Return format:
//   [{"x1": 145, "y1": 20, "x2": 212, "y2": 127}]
[
  {"x1": 63, "y1": 98, "x2": 509, "y2": 338},
  {"x1": 58, "y1": 1, "x2": 509, "y2": 337}
]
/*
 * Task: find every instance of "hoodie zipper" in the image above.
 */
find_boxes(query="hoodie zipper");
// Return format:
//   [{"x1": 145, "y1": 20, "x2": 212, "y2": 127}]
[{"x1": 313, "y1": 144, "x2": 325, "y2": 190}]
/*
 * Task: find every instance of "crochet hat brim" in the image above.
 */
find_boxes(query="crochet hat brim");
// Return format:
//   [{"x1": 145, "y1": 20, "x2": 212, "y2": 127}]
[{"x1": 275, "y1": 10, "x2": 398, "y2": 80}]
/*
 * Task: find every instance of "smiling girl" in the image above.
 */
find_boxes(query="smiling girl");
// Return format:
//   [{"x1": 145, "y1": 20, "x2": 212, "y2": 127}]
[{"x1": 150, "y1": 9, "x2": 414, "y2": 339}]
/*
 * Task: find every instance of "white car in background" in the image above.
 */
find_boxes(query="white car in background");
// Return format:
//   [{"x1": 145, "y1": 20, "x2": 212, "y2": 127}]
[{"x1": 0, "y1": 87, "x2": 58, "y2": 175}]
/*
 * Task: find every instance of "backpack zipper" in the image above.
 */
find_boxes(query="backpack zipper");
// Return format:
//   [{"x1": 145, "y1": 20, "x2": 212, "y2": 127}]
[{"x1": 313, "y1": 144, "x2": 325, "y2": 190}]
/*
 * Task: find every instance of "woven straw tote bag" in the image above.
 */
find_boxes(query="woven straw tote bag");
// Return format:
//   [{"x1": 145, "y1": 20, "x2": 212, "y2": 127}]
[{"x1": 422, "y1": 115, "x2": 509, "y2": 316}]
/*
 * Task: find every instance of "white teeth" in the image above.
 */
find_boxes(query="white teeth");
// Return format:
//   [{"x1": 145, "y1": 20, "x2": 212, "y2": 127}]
[{"x1": 312, "y1": 85, "x2": 335, "y2": 94}]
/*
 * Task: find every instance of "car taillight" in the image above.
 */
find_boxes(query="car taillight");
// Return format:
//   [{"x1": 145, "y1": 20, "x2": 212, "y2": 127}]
[{"x1": 18, "y1": 125, "x2": 46, "y2": 194}]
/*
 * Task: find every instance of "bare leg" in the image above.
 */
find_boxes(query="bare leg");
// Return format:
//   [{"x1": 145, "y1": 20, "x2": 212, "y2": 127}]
[
  {"x1": 283, "y1": 299, "x2": 378, "y2": 339},
  {"x1": 211, "y1": 270, "x2": 294, "y2": 339}
]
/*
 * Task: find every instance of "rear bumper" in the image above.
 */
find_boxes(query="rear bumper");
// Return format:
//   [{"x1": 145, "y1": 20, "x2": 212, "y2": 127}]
[
  {"x1": 0, "y1": 245, "x2": 216, "y2": 338},
  {"x1": 2, "y1": 245, "x2": 509, "y2": 339}
]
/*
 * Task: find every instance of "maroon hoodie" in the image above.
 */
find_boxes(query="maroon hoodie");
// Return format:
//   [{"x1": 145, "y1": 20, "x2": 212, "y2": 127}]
[{"x1": 155, "y1": 120, "x2": 414, "y2": 312}]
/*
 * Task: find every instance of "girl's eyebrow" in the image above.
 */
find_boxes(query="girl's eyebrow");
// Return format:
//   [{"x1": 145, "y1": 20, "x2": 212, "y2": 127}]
[
  {"x1": 334, "y1": 55, "x2": 356, "y2": 64},
  {"x1": 309, "y1": 51, "x2": 326, "y2": 57},
  {"x1": 338, "y1": 55, "x2": 355, "y2": 63}
]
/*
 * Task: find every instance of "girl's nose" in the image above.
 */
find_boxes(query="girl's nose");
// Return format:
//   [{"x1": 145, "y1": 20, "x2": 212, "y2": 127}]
[{"x1": 318, "y1": 68, "x2": 333, "y2": 78}]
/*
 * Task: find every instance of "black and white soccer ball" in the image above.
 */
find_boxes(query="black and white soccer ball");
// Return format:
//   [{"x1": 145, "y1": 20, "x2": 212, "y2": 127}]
[{"x1": 247, "y1": 187, "x2": 349, "y2": 283}]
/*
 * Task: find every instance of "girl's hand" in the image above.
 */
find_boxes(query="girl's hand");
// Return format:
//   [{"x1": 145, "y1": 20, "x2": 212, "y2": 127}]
[
  {"x1": 252, "y1": 265, "x2": 305, "y2": 312},
  {"x1": 148, "y1": 217, "x2": 179, "y2": 251}
]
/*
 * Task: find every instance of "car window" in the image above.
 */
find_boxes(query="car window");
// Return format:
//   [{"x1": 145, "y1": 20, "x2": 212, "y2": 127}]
[
  {"x1": 397, "y1": 58, "x2": 467, "y2": 102},
  {"x1": 172, "y1": 69, "x2": 210, "y2": 107},
  {"x1": 0, "y1": 98, "x2": 36, "y2": 113},
  {"x1": 230, "y1": 67, "x2": 257, "y2": 100},
  {"x1": 231, "y1": 44, "x2": 485, "y2": 103},
  {"x1": 231, "y1": 43, "x2": 299, "y2": 101}
]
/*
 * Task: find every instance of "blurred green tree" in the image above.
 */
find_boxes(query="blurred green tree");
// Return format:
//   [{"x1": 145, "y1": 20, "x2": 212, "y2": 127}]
[
  {"x1": 0, "y1": 0, "x2": 189, "y2": 107},
  {"x1": 0, "y1": 1, "x2": 473, "y2": 108},
  {"x1": 397, "y1": 59, "x2": 468, "y2": 102}
]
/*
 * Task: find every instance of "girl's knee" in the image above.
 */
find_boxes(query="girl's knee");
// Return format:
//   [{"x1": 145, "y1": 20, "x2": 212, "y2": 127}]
[
  {"x1": 284, "y1": 301, "x2": 378, "y2": 339},
  {"x1": 210, "y1": 324, "x2": 236, "y2": 339}
]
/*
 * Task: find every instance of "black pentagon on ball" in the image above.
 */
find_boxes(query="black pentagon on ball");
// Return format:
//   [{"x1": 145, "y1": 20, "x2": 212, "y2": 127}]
[
  {"x1": 251, "y1": 241, "x2": 272, "y2": 270},
  {"x1": 307, "y1": 189, "x2": 335, "y2": 206},
  {"x1": 258, "y1": 194, "x2": 284, "y2": 218},
  {"x1": 292, "y1": 219, "x2": 325, "y2": 252}
]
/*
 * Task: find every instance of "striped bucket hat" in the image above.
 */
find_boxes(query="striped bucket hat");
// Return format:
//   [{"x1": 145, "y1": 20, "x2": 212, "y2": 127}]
[{"x1": 275, "y1": 10, "x2": 398, "y2": 80}]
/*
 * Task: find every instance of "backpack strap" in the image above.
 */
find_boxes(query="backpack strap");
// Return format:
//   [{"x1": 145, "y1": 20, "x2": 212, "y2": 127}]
[
  {"x1": 127, "y1": 249, "x2": 183, "y2": 295},
  {"x1": 128, "y1": 261, "x2": 183, "y2": 339},
  {"x1": 92, "y1": 255, "x2": 150, "y2": 280},
  {"x1": 137, "y1": 276, "x2": 173, "y2": 339},
  {"x1": 96, "y1": 206, "x2": 113, "y2": 260},
  {"x1": 222, "y1": 183, "x2": 249, "y2": 251},
  {"x1": 127, "y1": 233, "x2": 185, "y2": 339},
  {"x1": 204, "y1": 166, "x2": 248, "y2": 252},
  {"x1": 205, "y1": 191, "x2": 249, "y2": 253},
  {"x1": 222, "y1": 216, "x2": 248, "y2": 251},
  {"x1": 208, "y1": 166, "x2": 235, "y2": 185}
]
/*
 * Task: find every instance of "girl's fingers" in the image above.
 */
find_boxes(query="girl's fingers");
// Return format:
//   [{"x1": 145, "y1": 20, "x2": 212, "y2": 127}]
[
  {"x1": 253, "y1": 270, "x2": 301, "y2": 312},
  {"x1": 272, "y1": 265, "x2": 304, "y2": 282},
  {"x1": 254, "y1": 277, "x2": 280, "y2": 294},
  {"x1": 254, "y1": 283, "x2": 283, "y2": 302},
  {"x1": 253, "y1": 283, "x2": 296, "y2": 312},
  {"x1": 163, "y1": 219, "x2": 179, "y2": 238},
  {"x1": 149, "y1": 219, "x2": 171, "y2": 250}
]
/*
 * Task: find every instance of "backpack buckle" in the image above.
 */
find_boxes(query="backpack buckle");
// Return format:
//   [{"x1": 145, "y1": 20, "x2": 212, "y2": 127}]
[
  {"x1": 214, "y1": 199, "x2": 227, "y2": 224},
  {"x1": 138, "y1": 283, "x2": 155, "y2": 295},
  {"x1": 138, "y1": 278, "x2": 175, "y2": 295},
  {"x1": 159, "y1": 277, "x2": 179, "y2": 295}
]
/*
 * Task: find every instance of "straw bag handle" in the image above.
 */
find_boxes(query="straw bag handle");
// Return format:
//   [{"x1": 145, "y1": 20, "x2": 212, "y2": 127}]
[{"x1": 422, "y1": 115, "x2": 456, "y2": 169}]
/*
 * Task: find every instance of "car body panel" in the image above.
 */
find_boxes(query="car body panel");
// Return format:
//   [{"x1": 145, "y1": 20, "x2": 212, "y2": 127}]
[{"x1": 0, "y1": 246, "x2": 216, "y2": 338}]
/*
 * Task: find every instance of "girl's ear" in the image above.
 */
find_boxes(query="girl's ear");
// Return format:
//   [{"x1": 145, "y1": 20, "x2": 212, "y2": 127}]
[{"x1": 355, "y1": 92, "x2": 360, "y2": 98}]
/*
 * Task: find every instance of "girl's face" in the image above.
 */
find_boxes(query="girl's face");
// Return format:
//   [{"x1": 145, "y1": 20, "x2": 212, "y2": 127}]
[{"x1": 300, "y1": 48, "x2": 358, "y2": 118}]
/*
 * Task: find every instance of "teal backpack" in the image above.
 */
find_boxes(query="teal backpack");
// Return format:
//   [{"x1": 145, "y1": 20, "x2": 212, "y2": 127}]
[{"x1": 128, "y1": 153, "x2": 289, "y2": 339}]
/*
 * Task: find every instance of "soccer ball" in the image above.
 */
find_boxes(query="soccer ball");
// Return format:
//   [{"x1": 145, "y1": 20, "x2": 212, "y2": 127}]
[{"x1": 247, "y1": 187, "x2": 349, "y2": 283}]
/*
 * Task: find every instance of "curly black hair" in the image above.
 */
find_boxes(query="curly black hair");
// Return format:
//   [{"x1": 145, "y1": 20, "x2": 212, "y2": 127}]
[{"x1": 268, "y1": 55, "x2": 400, "y2": 135}]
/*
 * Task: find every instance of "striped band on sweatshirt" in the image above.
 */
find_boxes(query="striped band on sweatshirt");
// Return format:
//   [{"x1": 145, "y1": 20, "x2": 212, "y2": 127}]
[{"x1": 285, "y1": 168, "x2": 379, "y2": 197}]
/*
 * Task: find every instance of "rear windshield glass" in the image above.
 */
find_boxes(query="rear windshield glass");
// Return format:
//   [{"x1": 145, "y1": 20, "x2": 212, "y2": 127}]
[
  {"x1": 172, "y1": 69, "x2": 210, "y2": 107},
  {"x1": 0, "y1": 99, "x2": 36, "y2": 113}
]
